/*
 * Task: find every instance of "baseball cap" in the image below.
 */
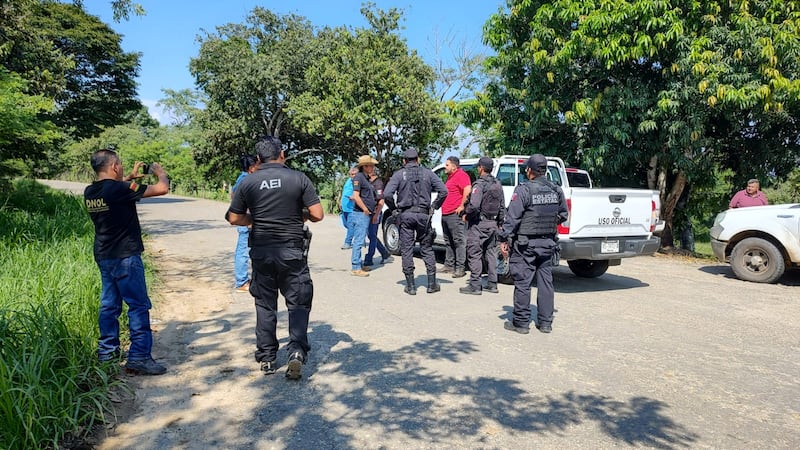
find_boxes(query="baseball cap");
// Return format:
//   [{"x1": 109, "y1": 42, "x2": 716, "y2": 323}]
[
  {"x1": 526, "y1": 154, "x2": 548, "y2": 171},
  {"x1": 477, "y1": 156, "x2": 494, "y2": 171},
  {"x1": 403, "y1": 148, "x2": 418, "y2": 159}
]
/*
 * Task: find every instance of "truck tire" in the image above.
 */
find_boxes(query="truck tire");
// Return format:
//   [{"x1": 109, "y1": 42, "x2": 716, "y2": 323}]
[
  {"x1": 567, "y1": 259, "x2": 609, "y2": 278},
  {"x1": 730, "y1": 237, "x2": 785, "y2": 284},
  {"x1": 382, "y1": 215, "x2": 401, "y2": 256}
]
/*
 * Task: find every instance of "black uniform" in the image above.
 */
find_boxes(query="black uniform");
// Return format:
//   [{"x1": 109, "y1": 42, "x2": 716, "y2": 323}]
[
  {"x1": 228, "y1": 162, "x2": 320, "y2": 364},
  {"x1": 463, "y1": 173, "x2": 505, "y2": 292},
  {"x1": 384, "y1": 160, "x2": 448, "y2": 292},
  {"x1": 499, "y1": 176, "x2": 568, "y2": 330}
]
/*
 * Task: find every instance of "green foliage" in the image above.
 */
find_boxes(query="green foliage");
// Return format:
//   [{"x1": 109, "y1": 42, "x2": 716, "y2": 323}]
[
  {"x1": 469, "y1": 0, "x2": 800, "y2": 246},
  {"x1": 0, "y1": 180, "x2": 121, "y2": 449},
  {"x1": 764, "y1": 167, "x2": 800, "y2": 204},
  {"x1": 288, "y1": 5, "x2": 449, "y2": 176}
]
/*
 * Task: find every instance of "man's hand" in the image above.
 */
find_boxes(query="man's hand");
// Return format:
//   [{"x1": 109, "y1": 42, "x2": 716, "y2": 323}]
[{"x1": 500, "y1": 242, "x2": 510, "y2": 259}]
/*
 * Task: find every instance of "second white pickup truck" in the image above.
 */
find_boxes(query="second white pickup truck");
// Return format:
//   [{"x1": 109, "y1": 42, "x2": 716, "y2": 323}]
[{"x1": 382, "y1": 155, "x2": 662, "y2": 278}]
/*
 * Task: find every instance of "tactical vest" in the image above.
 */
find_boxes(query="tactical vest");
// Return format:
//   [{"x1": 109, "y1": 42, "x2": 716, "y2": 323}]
[
  {"x1": 518, "y1": 179, "x2": 561, "y2": 236},
  {"x1": 397, "y1": 165, "x2": 430, "y2": 209},
  {"x1": 480, "y1": 175, "x2": 503, "y2": 218}
]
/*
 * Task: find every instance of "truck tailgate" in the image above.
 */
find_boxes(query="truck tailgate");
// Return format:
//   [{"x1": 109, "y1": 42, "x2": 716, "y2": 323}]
[{"x1": 567, "y1": 188, "x2": 656, "y2": 238}]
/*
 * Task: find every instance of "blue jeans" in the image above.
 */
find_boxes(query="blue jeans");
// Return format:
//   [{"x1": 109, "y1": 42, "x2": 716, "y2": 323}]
[
  {"x1": 342, "y1": 212, "x2": 354, "y2": 246},
  {"x1": 235, "y1": 226, "x2": 250, "y2": 287},
  {"x1": 347, "y1": 212, "x2": 369, "y2": 270},
  {"x1": 97, "y1": 255, "x2": 153, "y2": 361},
  {"x1": 364, "y1": 213, "x2": 389, "y2": 265}
]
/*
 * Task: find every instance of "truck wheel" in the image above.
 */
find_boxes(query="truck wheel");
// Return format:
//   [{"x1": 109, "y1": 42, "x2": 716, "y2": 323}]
[
  {"x1": 382, "y1": 216, "x2": 401, "y2": 256},
  {"x1": 567, "y1": 259, "x2": 609, "y2": 278},
  {"x1": 730, "y1": 237, "x2": 785, "y2": 283}
]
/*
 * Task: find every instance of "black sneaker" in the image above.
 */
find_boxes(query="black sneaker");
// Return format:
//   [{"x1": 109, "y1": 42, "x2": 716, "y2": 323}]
[
  {"x1": 260, "y1": 360, "x2": 277, "y2": 375},
  {"x1": 484, "y1": 282, "x2": 499, "y2": 294},
  {"x1": 536, "y1": 323, "x2": 552, "y2": 333},
  {"x1": 285, "y1": 352, "x2": 304, "y2": 380},
  {"x1": 459, "y1": 285, "x2": 482, "y2": 295},
  {"x1": 99, "y1": 349, "x2": 127, "y2": 362},
  {"x1": 504, "y1": 321, "x2": 530, "y2": 335},
  {"x1": 124, "y1": 358, "x2": 167, "y2": 375}
]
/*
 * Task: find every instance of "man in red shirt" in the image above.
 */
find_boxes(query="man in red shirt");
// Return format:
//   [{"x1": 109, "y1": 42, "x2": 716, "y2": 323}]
[
  {"x1": 729, "y1": 179, "x2": 768, "y2": 208},
  {"x1": 440, "y1": 156, "x2": 472, "y2": 278}
]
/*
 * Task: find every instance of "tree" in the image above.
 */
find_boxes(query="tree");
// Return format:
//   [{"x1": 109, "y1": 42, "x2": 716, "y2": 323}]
[
  {"x1": 465, "y1": 0, "x2": 800, "y2": 246},
  {"x1": 30, "y1": 2, "x2": 142, "y2": 138},
  {"x1": 190, "y1": 7, "x2": 323, "y2": 175},
  {"x1": 287, "y1": 5, "x2": 449, "y2": 174}
]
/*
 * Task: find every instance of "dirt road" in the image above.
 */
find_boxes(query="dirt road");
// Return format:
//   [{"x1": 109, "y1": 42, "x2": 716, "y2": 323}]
[{"x1": 44, "y1": 181, "x2": 800, "y2": 449}]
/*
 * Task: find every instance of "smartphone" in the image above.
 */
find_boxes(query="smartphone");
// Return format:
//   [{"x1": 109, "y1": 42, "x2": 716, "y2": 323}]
[{"x1": 141, "y1": 164, "x2": 150, "y2": 175}]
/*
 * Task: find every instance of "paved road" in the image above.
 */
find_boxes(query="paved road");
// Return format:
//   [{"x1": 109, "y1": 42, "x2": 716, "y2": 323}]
[{"x1": 43, "y1": 180, "x2": 800, "y2": 449}]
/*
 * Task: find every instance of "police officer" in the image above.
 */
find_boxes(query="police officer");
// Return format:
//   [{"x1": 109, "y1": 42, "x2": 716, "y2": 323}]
[
  {"x1": 384, "y1": 147, "x2": 448, "y2": 295},
  {"x1": 460, "y1": 156, "x2": 505, "y2": 295},
  {"x1": 498, "y1": 154, "x2": 567, "y2": 334},
  {"x1": 226, "y1": 136, "x2": 324, "y2": 379}
]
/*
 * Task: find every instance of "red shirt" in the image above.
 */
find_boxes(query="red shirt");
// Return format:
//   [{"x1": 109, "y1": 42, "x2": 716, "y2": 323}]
[
  {"x1": 441, "y1": 168, "x2": 471, "y2": 215},
  {"x1": 729, "y1": 190, "x2": 768, "y2": 208}
]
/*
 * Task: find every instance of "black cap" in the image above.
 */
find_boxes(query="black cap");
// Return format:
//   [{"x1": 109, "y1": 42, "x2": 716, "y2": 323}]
[
  {"x1": 526, "y1": 154, "x2": 548, "y2": 171},
  {"x1": 403, "y1": 147, "x2": 418, "y2": 159},
  {"x1": 477, "y1": 156, "x2": 494, "y2": 171}
]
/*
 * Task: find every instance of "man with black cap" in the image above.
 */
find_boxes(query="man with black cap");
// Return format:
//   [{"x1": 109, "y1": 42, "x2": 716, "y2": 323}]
[
  {"x1": 460, "y1": 156, "x2": 505, "y2": 295},
  {"x1": 498, "y1": 154, "x2": 567, "y2": 334},
  {"x1": 384, "y1": 147, "x2": 448, "y2": 295},
  {"x1": 226, "y1": 136, "x2": 324, "y2": 379}
]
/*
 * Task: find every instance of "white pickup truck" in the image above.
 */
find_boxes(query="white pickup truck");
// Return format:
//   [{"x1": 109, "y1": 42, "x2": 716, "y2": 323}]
[
  {"x1": 709, "y1": 203, "x2": 800, "y2": 283},
  {"x1": 381, "y1": 155, "x2": 662, "y2": 278}
]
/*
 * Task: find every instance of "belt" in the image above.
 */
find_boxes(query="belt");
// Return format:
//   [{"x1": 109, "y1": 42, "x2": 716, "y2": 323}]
[
  {"x1": 252, "y1": 240, "x2": 304, "y2": 248},
  {"x1": 480, "y1": 214, "x2": 498, "y2": 221},
  {"x1": 521, "y1": 234, "x2": 555, "y2": 239},
  {"x1": 401, "y1": 206, "x2": 431, "y2": 214}
]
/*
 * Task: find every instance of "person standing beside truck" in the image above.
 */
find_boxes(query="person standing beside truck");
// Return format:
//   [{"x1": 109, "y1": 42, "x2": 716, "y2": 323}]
[
  {"x1": 460, "y1": 156, "x2": 505, "y2": 295},
  {"x1": 729, "y1": 179, "x2": 768, "y2": 208},
  {"x1": 499, "y1": 154, "x2": 567, "y2": 334},
  {"x1": 384, "y1": 148, "x2": 448, "y2": 295},
  {"x1": 440, "y1": 156, "x2": 471, "y2": 278}
]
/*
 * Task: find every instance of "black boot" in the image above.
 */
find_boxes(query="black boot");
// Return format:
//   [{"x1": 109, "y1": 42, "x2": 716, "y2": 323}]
[
  {"x1": 404, "y1": 274, "x2": 416, "y2": 295},
  {"x1": 427, "y1": 275, "x2": 440, "y2": 293}
]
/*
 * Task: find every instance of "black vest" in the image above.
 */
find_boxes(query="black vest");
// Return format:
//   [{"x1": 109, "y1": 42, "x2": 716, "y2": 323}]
[
  {"x1": 518, "y1": 179, "x2": 561, "y2": 236},
  {"x1": 480, "y1": 175, "x2": 503, "y2": 217}
]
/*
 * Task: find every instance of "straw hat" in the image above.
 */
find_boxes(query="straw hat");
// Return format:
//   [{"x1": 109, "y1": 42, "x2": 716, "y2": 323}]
[{"x1": 356, "y1": 155, "x2": 378, "y2": 167}]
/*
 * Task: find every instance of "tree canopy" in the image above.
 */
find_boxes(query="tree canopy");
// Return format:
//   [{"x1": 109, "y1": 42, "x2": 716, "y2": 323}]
[
  {"x1": 189, "y1": 5, "x2": 448, "y2": 180},
  {"x1": 463, "y1": 0, "x2": 800, "y2": 245}
]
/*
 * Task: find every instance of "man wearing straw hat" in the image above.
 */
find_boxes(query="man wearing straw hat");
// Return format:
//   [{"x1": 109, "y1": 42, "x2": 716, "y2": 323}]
[{"x1": 349, "y1": 154, "x2": 379, "y2": 277}]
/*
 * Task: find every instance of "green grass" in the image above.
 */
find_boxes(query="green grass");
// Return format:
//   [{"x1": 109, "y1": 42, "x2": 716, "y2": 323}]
[{"x1": 0, "y1": 180, "x2": 125, "y2": 449}]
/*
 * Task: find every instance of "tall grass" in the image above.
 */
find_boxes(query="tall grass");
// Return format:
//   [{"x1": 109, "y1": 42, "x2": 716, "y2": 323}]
[{"x1": 0, "y1": 180, "x2": 122, "y2": 449}]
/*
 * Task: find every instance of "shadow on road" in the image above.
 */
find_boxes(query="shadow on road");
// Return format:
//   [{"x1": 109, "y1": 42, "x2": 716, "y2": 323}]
[
  {"x1": 698, "y1": 264, "x2": 800, "y2": 286},
  {"x1": 142, "y1": 219, "x2": 226, "y2": 236},
  {"x1": 129, "y1": 310, "x2": 699, "y2": 449}
]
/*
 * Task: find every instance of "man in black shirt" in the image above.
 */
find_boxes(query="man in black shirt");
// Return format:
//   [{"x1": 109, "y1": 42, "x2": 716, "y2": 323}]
[
  {"x1": 84, "y1": 149, "x2": 170, "y2": 375},
  {"x1": 349, "y1": 155, "x2": 378, "y2": 276},
  {"x1": 226, "y1": 136, "x2": 324, "y2": 380},
  {"x1": 384, "y1": 148, "x2": 448, "y2": 295}
]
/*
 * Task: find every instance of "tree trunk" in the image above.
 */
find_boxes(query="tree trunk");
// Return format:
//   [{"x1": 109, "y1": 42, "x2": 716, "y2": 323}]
[{"x1": 660, "y1": 170, "x2": 688, "y2": 248}]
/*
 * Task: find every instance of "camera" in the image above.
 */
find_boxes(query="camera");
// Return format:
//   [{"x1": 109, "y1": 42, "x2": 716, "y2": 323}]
[{"x1": 141, "y1": 163, "x2": 150, "y2": 175}]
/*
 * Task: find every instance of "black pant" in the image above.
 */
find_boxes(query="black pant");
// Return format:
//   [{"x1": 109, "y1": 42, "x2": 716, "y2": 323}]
[
  {"x1": 250, "y1": 246, "x2": 313, "y2": 363},
  {"x1": 442, "y1": 213, "x2": 467, "y2": 271},
  {"x1": 398, "y1": 212, "x2": 436, "y2": 276},
  {"x1": 466, "y1": 220, "x2": 498, "y2": 289},
  {"x1": 509, "y1": 238, "x2": 557, "y2": 327}
]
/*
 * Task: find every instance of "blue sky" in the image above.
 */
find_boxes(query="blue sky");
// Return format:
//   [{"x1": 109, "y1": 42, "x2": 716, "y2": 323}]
[{"x1": 82, "y1": 0, "x2": 505, "y2": 123}]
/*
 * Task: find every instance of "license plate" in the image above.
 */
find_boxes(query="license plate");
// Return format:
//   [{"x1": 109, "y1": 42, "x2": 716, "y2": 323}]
[{"x1": 601, "y1": 240, "x2": 619, "y2": 253}]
